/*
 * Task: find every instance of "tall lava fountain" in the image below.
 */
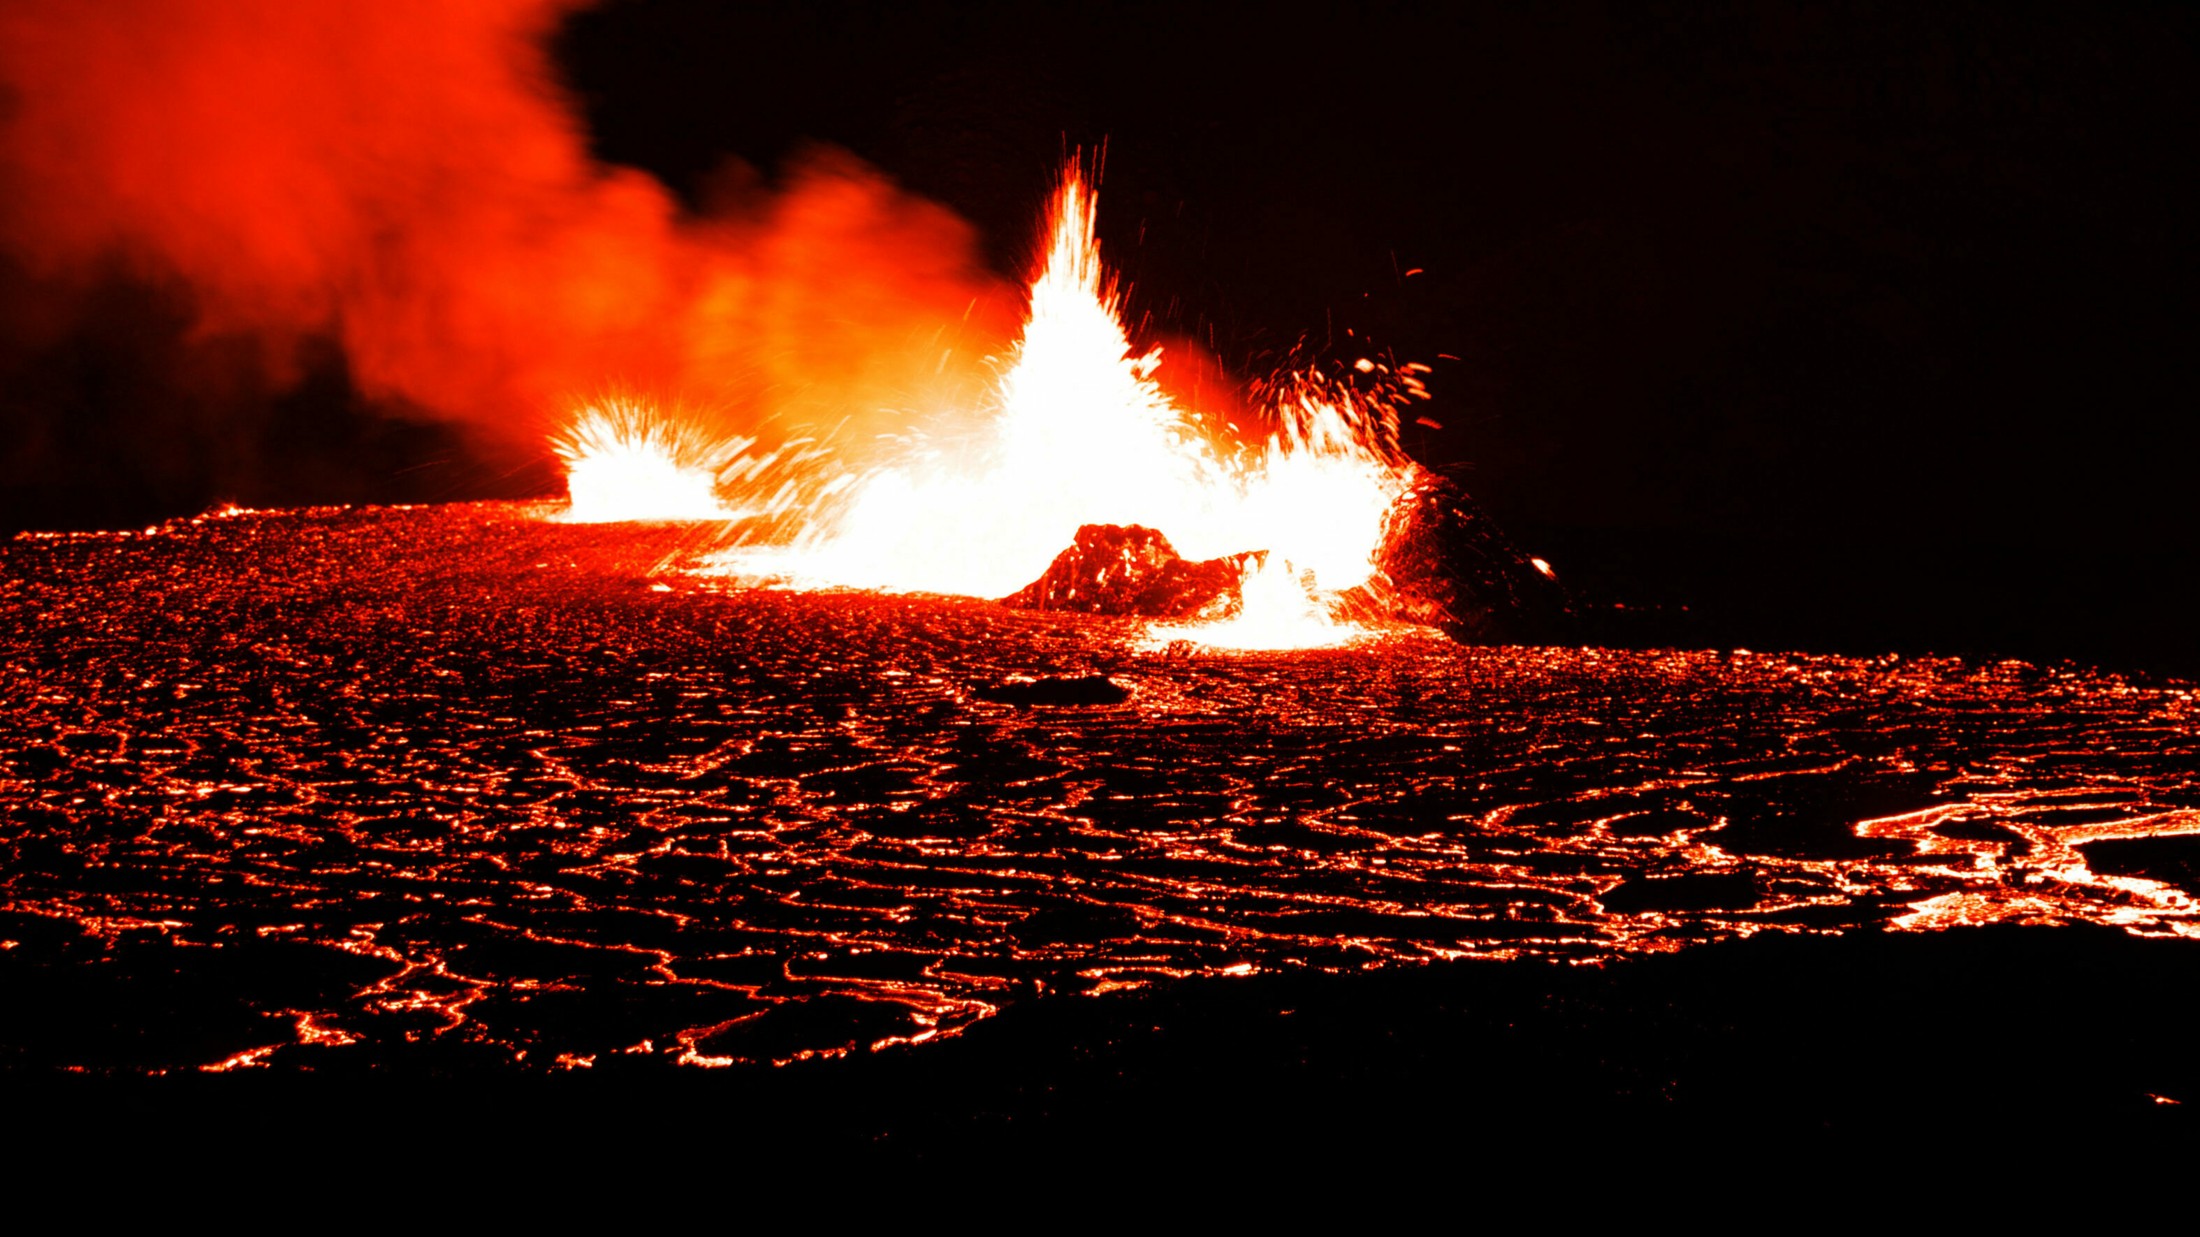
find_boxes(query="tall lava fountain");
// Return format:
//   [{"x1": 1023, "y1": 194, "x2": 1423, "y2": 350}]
[{"x1": 675, "y1": 167, "x2": 1423, "y2": 649}]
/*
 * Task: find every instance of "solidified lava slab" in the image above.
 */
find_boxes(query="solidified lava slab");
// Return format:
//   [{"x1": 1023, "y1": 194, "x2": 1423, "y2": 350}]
[
  {"x1": 1000, "y1": 523, "x2": 1249, "y2": 618},
  {"x1": 2079, "y1": 835, "x2": 2200, "y2": 898},
  {"x1": 1, "y1": 501, "x2": 2196, "y2": 1076}
]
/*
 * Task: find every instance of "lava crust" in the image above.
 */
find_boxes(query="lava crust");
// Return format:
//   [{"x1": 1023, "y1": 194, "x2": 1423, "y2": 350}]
[{"x1": 1, "y1": 502, "x2": 2195, "y2": 1075}]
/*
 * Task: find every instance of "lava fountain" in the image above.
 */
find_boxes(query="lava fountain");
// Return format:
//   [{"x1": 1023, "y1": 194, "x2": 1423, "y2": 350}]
[
  {"x1": 554, "y1": 398, "x2": 748, "y2": 524},
  {"x1": 558, "y1": 166, "x2": 1420, "y2": 646}
]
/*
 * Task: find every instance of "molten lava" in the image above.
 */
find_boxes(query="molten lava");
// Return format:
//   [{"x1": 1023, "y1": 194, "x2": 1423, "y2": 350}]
[
  {"x1": 554, "y1": 399, "x2": 745, "y2": 524},
  {"x1": 552, "y1": 166, "x2": 1416, "y2": 646},
  {"x1": 781, "y1": 168, "x2": 1413, "y2": 615},
  {"x1": 1143, "y1": 556, "x2": 1370, "y2": 652},
  {"x1": 10, "y1": 504, "x2": 2199, "y2": 1073}
]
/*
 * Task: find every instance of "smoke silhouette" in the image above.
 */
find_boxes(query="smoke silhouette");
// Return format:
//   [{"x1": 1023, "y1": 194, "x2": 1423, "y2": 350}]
[{"x1": 0, "y1": 0, "x2": 1018, "y2": 525}]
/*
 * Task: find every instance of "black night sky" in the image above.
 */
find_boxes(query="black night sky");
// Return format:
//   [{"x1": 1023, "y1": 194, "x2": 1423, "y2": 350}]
[{"x1": 6, "y1": 0, "x2": 2196, "y2": 673}]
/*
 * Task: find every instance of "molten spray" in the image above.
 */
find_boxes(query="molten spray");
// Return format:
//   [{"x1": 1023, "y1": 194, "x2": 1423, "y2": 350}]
[{"x1": 563, "y1": 167, "x2": 1417, "y2": 649}]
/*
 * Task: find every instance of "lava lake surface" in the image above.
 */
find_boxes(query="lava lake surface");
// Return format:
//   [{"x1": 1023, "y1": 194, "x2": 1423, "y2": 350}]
[{"x1": 4, "y1": 502, "x2": 2198, "y2": 1145}]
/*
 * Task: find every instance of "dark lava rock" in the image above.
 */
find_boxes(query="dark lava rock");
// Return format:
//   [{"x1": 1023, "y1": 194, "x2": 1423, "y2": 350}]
[
  {"x1": 2078, "y1": 835, "x2": 2200, "y2": 899},
  {"x1": 1355, "y1": 472, "x2": 1573, "y2": 644},
  {"x1": 975, "y1": 674, "x2": 1132, "y2": 706},
  {"x1": 1598, "y1": 871, "x2": 1760, "y2": 913},
  {"x1": 60, "y1": 925, "x2": 2183, "y2": 1179},
  {"x1": 1002, "y1": 478, "x2": 1571, "y2": 646},
  {"x1": 1001, "y1": 524, "x2": 1252, "y2": 619}
]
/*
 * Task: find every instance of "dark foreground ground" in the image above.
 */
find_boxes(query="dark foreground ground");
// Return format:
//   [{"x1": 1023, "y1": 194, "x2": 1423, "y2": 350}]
[{"x1": 13, "y1": 924, "x2": 2195, "y2": 1179}]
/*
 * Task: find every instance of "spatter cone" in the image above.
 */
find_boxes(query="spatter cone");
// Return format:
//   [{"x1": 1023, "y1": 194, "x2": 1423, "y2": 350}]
[
  {"x1": 1358, "y1": 472, "x2": 1574, "y2": 644},
  {"x1": 1000, "y1": 524, "x2": 1255, "y2": 619},
  {"x1": 1005, "y1": 476, "x2": 1573, "y2": 645}
]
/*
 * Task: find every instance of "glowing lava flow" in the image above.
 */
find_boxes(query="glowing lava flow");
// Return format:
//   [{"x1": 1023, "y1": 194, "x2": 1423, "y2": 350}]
[{"x1": 555, "y1": 400, "x2": 746, "y2": 524}]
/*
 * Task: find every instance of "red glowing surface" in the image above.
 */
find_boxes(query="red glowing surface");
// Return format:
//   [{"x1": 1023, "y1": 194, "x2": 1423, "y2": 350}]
[
  {"x1": 3, "y1": 505, "x2": 2195, "y2": 1072},
  {"x1": 555, "y1": 166, "x2": 1416, "y2": 651}
]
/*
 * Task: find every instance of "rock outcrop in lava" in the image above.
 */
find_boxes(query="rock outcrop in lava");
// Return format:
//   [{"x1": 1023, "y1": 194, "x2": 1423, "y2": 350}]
[
  {"x1": 976, "y1": 674, "x2": 1134, "y2": 706},
  {"x1": 1003, "y1": 477, "x2": 1570, "y2": 645},
  {"x1": 1001, "y1": 524, "x2": 1253, "y2": 618},
  {"x1": 1356, "y1": 472, "x2": 1574, "y2": 644}
]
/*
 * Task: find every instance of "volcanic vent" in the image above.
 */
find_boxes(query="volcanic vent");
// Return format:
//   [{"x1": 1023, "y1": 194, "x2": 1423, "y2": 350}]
[{"x1": 554, "y1": 165, "x2": 1568, "y2": 650}]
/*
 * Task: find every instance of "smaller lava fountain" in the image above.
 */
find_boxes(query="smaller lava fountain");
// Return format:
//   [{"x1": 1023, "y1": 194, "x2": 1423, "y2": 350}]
[
  {"x1": 1144, "y1": 555, "x2": 1369, "y2": 652},
  {"x1": 553, "y1": 398, "x2": 748, "y2": 524}
]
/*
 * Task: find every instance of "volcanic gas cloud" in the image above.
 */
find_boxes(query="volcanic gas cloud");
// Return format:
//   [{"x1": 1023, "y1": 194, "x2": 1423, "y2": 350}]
[{"x1": 0, "y1": 0, "x2": 1019, "y2": 458}]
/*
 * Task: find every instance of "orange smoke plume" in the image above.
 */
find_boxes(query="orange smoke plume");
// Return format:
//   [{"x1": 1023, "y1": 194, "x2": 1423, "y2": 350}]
[{"x1": 0, "y1": 0, "x2": 1015, "y2": 451}]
